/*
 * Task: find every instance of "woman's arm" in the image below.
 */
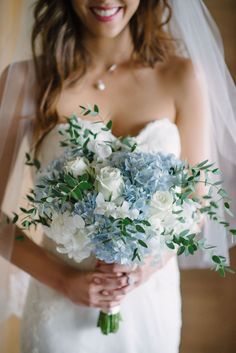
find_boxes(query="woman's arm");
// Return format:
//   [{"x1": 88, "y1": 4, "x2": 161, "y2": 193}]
[
  {"x1": 175, "y1": 58, "x2": 208, "y2": 166},
  {"x1": 10, "y1": 229, "x2": 126, "y2": 309},
  {"x1": 11, "y1": 229, "x2": 69, "y2": 294}
]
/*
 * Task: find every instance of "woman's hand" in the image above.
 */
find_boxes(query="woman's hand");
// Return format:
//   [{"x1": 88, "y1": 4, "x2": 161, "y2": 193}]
[
  {"x1": 63, "y1": 268, "x2": 128, "y2": 311},
  {"x1": 96, "y1": 251, "x2": 176, "y2": 297}
]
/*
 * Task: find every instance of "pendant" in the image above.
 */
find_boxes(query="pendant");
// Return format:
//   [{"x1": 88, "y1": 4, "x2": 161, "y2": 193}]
[{"x1": 95, "y1": 80, "x2": 106, "y2": 91}]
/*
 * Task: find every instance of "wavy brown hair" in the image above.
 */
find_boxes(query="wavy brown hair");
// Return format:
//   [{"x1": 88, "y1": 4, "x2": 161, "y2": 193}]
[{"x1": 32, "y1": 0, "x2": 174, "y2": 149}]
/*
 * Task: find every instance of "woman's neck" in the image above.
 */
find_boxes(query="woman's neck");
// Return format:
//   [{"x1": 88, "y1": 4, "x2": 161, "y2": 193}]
[{"x1": 82, "y1": 26, "x2": 134, "y2": 71}]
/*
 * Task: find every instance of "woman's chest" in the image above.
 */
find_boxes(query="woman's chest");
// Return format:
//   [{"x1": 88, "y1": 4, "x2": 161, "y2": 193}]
[{"x1": 56, "y1": 65, "x2": 176, "y2": 137}]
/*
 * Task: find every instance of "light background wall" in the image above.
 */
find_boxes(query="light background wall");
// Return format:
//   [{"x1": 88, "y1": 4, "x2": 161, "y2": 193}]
[
  {"x1": 1, "y1": 1, "x2": 236, "y2": 352},
  {"x1": 0, "y1": 0, "x2": 23, "y2": 72}
]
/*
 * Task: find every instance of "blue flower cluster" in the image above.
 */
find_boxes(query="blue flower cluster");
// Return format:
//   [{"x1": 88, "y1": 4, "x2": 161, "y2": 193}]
[
  {"x1": 110, "y1": 151, "x2": 183, "y2": 213},
  {"x1": 73, "y1": 192, "x2": 97, "y2": 225},
  {"x1": 90, "y1": 216, "x2": 150, "y2": 264}
]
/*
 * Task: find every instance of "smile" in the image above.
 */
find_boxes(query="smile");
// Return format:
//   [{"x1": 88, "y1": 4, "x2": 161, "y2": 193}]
[{"x1": 90, "y1": 6, "x2": 123, "y2": 22}]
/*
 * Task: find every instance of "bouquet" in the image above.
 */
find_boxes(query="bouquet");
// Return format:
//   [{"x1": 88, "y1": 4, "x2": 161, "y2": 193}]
[{"x1": 13, "y1": 105, "x2": 236, "y2": 335}]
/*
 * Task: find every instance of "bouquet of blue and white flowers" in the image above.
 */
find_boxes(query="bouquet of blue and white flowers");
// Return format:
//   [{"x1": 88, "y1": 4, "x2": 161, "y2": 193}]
[{"x1": 15, "y1": 105, "x2": 235, "y2": 335}]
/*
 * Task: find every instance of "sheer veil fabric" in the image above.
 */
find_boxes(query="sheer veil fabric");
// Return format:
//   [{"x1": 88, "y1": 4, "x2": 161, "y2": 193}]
[{"x1": 0, "y1": 0, "x2": 235, "y2": 345}]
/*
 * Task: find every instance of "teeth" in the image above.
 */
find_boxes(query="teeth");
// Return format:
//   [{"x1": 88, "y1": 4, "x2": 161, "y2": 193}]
[{"x1": 92, "y1": 7, "x2": 119, "y2": 17}]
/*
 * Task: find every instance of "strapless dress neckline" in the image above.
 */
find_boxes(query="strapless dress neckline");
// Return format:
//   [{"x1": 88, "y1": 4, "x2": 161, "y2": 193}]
[
  {"x1": 56, "y1": 117, "x2": 176, "y2": 140},
  {"x1": 38, "y1": 117, "x2": 181, "y2": 171}
]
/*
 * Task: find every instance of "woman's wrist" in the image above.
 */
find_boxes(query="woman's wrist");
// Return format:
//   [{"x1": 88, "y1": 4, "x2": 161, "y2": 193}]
[{"x1": 11, "y1": 233, "x2": 71, "y2": 295}]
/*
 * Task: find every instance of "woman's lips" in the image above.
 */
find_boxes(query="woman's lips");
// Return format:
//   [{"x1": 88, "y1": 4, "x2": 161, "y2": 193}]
[{"x1": 90, "y1": 6, "x2": 123, "y2": 22}]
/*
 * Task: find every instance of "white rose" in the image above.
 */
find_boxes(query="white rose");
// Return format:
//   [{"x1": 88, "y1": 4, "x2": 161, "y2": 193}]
[
  {"x1": 150, "y1": 191, "x2": 173, "y2": 212},
  {"x1": 148, "y1": 215, "x2": 163, "y2": 232},
  {"x1": 87, "y1": 140, "x2": 112, "y2": 160},
  {"x1": 96, "y1": 167, "x2": 124, "y2": 201},
  {"x1": 65, "y1": 157, "x2": 90, "y2": 177}
]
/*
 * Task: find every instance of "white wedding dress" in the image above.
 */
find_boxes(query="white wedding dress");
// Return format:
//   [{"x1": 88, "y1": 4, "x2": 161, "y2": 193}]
[{"x1": 20, "y1": 118, "x2": 182, "y2": 353}]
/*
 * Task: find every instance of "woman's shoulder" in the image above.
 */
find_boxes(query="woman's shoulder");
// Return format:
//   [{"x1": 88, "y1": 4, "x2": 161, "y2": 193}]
[
  {"x1": 158, "y1": 55, "x2": 197, "y2": 84},
  {"x1": 156, "y1": 55, "x2": 203, "y2": 100}
]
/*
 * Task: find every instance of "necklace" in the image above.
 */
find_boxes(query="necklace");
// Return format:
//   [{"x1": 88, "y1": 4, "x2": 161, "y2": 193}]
[{"x1": 94, "y1": 64, "x2": 117, "y2": 91}]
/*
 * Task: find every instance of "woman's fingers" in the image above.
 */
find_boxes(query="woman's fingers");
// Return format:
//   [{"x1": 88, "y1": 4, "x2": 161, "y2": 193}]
[
  {"x1": 91, "y1": 272, "x2": 128, "y2": 290},
  {"x1": 96, "y1": 263, "x2": 137, "y2": 273},
  {"x1": 91, "y1": 272, "x2": 123, "y2": 281},
  {"x1": 112, "y1": 271, "x2": 141, "y2": 295}
]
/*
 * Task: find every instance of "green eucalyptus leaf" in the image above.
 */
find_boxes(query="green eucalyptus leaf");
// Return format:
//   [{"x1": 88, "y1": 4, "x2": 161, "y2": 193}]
[
  {"x1": 106, "y1": 120, "x2": 112, "y2": 130},
  {"x1": 217, "y1": 267, "x2": 225, "y2": 277},
  {"x1": 20, "y1": 207, "x2": 28, "y2": 214},
  {"x1": 188, "y1": 245, "x2": 195, "y2": 255},
  {"x1": 177, "y1": 246, "x2": 185, "y2": 256},
  {"x1": 12, "y1": 213, "x2": 19, "y2": 224},
  {"x1": 180, "y1": 237, "x2": 189, "y2": 246},
  {"x1": 195, "y1": 160, "x2": 208, "y2": 168},
  {"x1": 25, "y1": 153, "x2": 31, "y2": 161},
  {"x1": 71, "y1": 186, "x2": 83, "y2": 200},
  {"x1": 212, "y1": 255, "x2": 221, "y2": 264},
  {"x1": 141, "y1": 220, "x2": 151, "y2": 226},
  {"x1": 64, "y1": 174, "x2": 78, "y2": 188},
  {"x1": 123, "y1": 217, "x2": 133, "y2": 225},
  {"x1": 84, "y1": 109, "x2": 91, "y2": 116},
  {"x1": 213, "y1": 181, "x2": 223, "y2": 186},
  {"x1": 179, "y1": 229, "x2": 189, "y2": 238},
  {"x1": 218, "y1": 189, "x2": 228, "y2": 198},
  {"x1": 135, "y1": 225, "x2": 145, "y2": 233},
  {"x1": 132, "y1": 248, "x2": 139, "y2": 261},
  {"x1": 79, "y1": 181, "x2": 93, "y2": 190},
  {"x1": 94, "y1": 104, "x2": 99, "y2": 113},
  {"x1": 138, "y1": 239, "x2": 148, "y2": 248},
  {"x1": 166, "y1": 242, "x2": 175, "y2": 250},
  {"x1": 34, "y1": 159, "x2": 41, "y2": 170},
  {"x1": 210, "y1": 201, "x2": 218, "y2": 209},
  {"x1": 224, "y1": 202, "x2": 230, "y2": 209},
  {"x1": 60, "y1": 185, "x2": 71, "y2": 194}
]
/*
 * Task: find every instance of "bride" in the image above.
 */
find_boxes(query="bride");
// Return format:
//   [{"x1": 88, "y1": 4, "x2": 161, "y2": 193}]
[{"x1": 0, "y1": 1, "x2": 235, "y2": 352}]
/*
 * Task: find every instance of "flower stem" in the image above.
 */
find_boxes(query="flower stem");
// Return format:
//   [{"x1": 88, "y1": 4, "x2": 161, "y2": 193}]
[{"x1": 97, "y1": 310, "x2": 122, "y2": 335}]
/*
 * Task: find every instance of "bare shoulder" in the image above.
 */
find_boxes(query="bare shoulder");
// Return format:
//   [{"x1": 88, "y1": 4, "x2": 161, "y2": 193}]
[
  {"x1": 158, "y1": 56, "x2": 205, "y2": 108},
  {"x1": 158, "y1": 56, "x2": 200, "y2": 88}
]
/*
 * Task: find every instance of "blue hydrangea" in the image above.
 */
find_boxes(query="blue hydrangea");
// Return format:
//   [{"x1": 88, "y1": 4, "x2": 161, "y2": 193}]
[
  {"x1": 90, "y1": 216, "x2": 150, "y2": 264},
  {"x1": 73, "y1": 192, "x2": 97, "y2": 225},
  {"x1": 109, "y1": 151, "x2": 184, "y2": 204}
]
